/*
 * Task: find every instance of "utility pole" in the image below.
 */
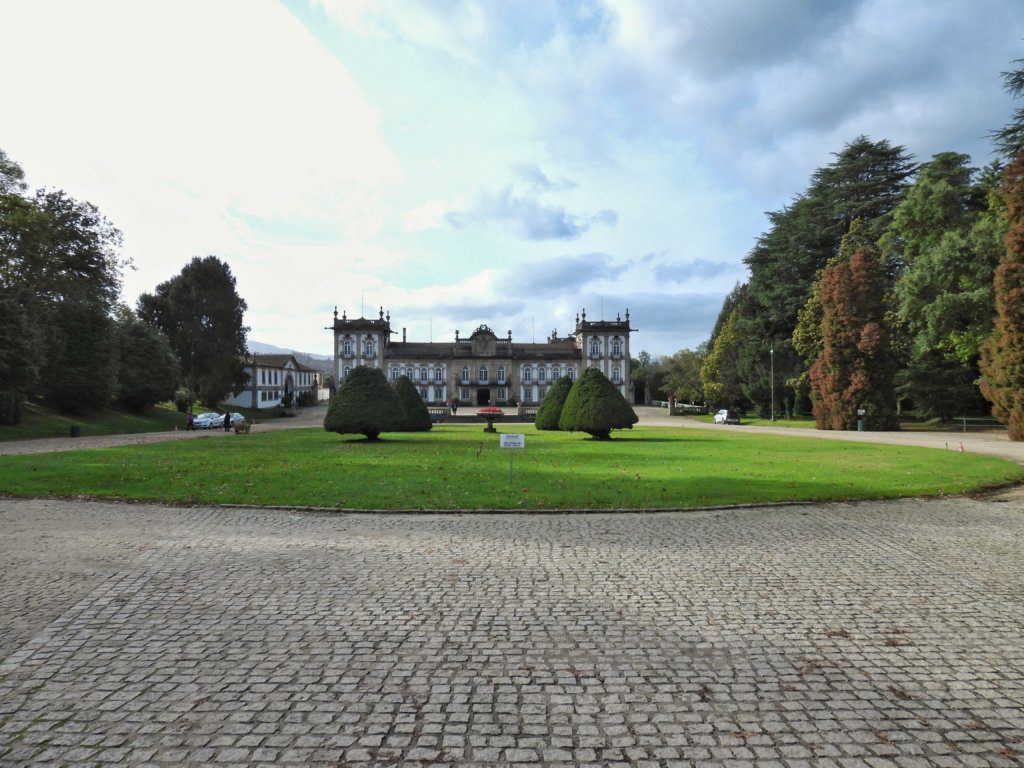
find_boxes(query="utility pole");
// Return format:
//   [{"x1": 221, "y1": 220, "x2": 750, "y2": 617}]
[{"x1": 770, "y1": 346, "x2": 775, "y2": 422}]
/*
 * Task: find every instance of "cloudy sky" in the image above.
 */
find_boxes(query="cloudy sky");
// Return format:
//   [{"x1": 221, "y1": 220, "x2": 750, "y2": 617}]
[{"x1": 1, "y1": 1, "x2": 1021, "y2": 356}]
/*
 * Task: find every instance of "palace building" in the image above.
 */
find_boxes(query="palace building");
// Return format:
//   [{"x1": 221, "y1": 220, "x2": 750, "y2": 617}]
[{"x1": 328, "y1": 307, "x2": 634, "y2": 407}]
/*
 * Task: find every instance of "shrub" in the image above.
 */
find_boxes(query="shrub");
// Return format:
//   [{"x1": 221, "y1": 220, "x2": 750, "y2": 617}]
[
  {"x1": 323, "y1": 366, "x2": 403, "y2": 440},
  {"x1": 173, "y1": 390, "x2": 191, "y2": 413},
  {"x1": 116, "y1": 315, "x2": 180, "y2": 413},
  {"x1": 296, "y1": 390, "x2": 316, "y2": 407},
  {"x1": 558, "y1": 368, "x2": 638, "y2": 439},
  {"x1": 392, "y1": 376, "x2": 432, "y2": 432},
  {"x1": 0, "y1": 391, "x2": 25, "y2": 426},
  {"x1": 534, "y1": 375, "x2": 573, "y2": 430}
]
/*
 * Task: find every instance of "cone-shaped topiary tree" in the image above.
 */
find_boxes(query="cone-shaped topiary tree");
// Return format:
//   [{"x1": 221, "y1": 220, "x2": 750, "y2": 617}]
[
  {"x1": 558, "y1": 368, "x2": 638, "y2": 439},
  {"x1": 392, "y1": 375, "x2": 433, "y2": 432},
  {"x1": 324, "y1": 365, "x2": 403, "y2": 440},
  {"x1": 535, "y1": 375, "x2": 573, "y2": 430}
]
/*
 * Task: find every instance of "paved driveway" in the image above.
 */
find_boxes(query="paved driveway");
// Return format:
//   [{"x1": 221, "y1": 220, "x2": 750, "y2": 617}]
[{"x1": 2, "y1": 496, "x2": 1023, "y2": 766}]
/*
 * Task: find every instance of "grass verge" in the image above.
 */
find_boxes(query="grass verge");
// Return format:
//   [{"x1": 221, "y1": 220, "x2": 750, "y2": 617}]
[
  {"x1": 0, "y1": 401, "x2": 189, "y2": 441},
  {"x1": 0, "y1": 425, "x2": 1018, "y2": 510}
]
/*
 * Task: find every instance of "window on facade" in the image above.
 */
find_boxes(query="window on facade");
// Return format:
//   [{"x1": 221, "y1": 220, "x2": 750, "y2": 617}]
[
  {"x1": 478, "y1": 366, "x2": 488, "y2": 383},
  {"x1": 390, "y1": 368, "x2": 398, "y2": 381},
  {"x1": 343, "y1": 340, "x2": 352, "y2": 355},
  {"x1": 612, "y1": 340, "x2": 622, "y2": 356},
  {"x1": 538, "y1": 367, "x2": 546, "y2": 383},
  {"x1": 434, "y1": 367, "x2": 443, "y2": 382},
  {"x1": 612, "y1": 366, "x2": 621, "y2": 382},
  {"x1": 420, "y1": 367, "x2": 428, "y2": 383},
  {"x1": 498, "y1": 387, "x2": 507, "y2": 400},
  {"x1": 523, "y1": 368, "x2": 532, "y2": 382},
  {"x1": 590, "y1": 341, "x2": 599, "y2": 357},
  {"x1": 461, "y1": 366, "x2": 470, "y2": 383},
  {"x1": 568, "y1": 368, "x2": 575, "y2": 381},
  {"x1": 364, "y1": 341, "x2": 374, "y2": 356},
  {"x1": 497, "y1": 366, "x2": 505, "y2": 383},
  {"x1": 343, "y1": 366, "x2": 351, "y2": 379},
  {"x1": 460, "y1": 387, "x2": 470, "y2": 400}
]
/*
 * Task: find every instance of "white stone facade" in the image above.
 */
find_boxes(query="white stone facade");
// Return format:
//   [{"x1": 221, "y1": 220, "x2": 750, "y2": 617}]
[{"x1": 329, "y1": 307, "x2": 633, "y2": 406}]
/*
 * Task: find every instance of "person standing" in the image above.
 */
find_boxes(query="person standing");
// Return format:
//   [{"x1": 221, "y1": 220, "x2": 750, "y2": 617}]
[
  {"x1": 224, "y1": 411, "x2": 232, "y2": 432},
  {"x1": 186, "y1": 411, "x2": 194, "y2": 431}
]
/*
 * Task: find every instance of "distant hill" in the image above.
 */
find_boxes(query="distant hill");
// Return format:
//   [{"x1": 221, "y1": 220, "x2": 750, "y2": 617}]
[{"x1": 248, "y1": 341, "x2": 333, "y2": 374}]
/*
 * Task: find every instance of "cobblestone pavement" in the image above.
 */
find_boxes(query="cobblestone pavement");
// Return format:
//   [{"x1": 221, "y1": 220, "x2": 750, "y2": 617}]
[{"x1": 1, "y1": 496, "x2": 1023, "y2": 767}]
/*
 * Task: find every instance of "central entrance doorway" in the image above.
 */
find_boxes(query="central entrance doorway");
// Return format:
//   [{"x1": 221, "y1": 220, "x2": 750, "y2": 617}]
[{"x1": 476, "y1": 388, "x2": 491, "y2": 406}]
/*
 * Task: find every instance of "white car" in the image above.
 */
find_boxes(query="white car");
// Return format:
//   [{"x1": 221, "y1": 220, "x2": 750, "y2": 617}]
[
  {"x1": 224, "y1": 412, "x2": 246, "y2": 428},
  {"x1": 192, "y1": 412, "x2": 222, "y2": 429},
  {"x1": 713, "y1": 409, "x2": 740, "y2": 424}
]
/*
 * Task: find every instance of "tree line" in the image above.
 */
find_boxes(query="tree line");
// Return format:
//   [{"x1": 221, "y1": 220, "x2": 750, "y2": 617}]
[
  {"x1": 0, "y1": 150, "x2": 249, "y2": 425},
  {"x1": 635, "y1": 59, "x2": 1024, "y2": 439}
]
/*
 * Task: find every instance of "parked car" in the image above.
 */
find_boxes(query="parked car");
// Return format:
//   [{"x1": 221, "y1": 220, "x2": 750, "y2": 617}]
[
  {"x1": 192, "y1": 412, "x2": 222, "y2": 429},
  {"x1": 224, "y1": 412, "x2": 245, "y2": 428},
  {"x1": 192, "y1": 412, "x2": 245, "y2": 429},
  {"x1": 713, "y1": 409, "x2": 740, "y2": 424}
]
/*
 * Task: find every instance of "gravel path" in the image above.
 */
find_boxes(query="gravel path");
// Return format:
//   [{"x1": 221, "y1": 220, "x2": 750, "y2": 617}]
[{"x1": 633, "y1": 406, "x2": 1024, "y2": 466}]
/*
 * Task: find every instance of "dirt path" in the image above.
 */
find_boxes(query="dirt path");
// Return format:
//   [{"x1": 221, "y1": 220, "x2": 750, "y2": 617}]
[
  {"x1": 0, "y1": 405, "x2": 329, "y2": 456},
  {"x1": 632, "y1": 406, "x2": 1024, "y2": 465}
]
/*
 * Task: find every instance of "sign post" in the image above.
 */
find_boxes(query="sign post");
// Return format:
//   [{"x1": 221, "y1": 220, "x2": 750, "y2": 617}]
[{"x1": 499, "y1": 433, "x2": 525, "y2": 483}]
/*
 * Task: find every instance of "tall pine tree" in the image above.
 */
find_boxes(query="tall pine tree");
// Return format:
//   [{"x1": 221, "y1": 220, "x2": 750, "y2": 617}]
[
  {"x1": 979, "y1": 154, "x2": 1024, "y2": 439},
  {"x1": 810, "y1": 234, "x2": 899, "y2": 431}
]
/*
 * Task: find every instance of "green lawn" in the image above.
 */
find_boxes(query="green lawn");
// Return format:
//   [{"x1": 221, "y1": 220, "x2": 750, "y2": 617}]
[{"x1": 0, "y1": 425, "x2": 1018, "y2": 510}]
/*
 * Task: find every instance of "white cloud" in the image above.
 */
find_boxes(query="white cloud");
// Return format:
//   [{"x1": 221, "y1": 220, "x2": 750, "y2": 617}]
[
  {"x1": 402, "y1": 198, "x2": 463, "y2": 232},
  {"x1": 0, "y1": 0, "x2": 401, "y2": 328}
]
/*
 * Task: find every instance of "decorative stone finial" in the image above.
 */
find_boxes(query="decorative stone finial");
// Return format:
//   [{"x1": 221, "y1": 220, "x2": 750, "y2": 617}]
[
  {"x1": 625, "y1": 308, "x2": 630, "y2": 322},
  {"x1": 581, "y1": 308, "x2": 587, "y2": 321},
  {"x1": 616, "y1": 312, "x2": 621, "y2": 321},
  {"x1": 379, "y1": 306, "x2": 384, "y2": 320},
  {"x1": 333, "y1": 305, "x2": 338, "y2": 319},
  {"x1": 342, "y1": 309, "x2": 347, "y2": 320},
  {"x1": 386, "y1": 310, "x2": 390, "y2": 322},
  {"x1": 455, "y1": 330, "x2": 460, "y2": 341}
]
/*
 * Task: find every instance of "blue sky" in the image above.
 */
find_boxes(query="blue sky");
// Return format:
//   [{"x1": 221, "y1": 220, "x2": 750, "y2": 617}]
[{"x1": 1, "y1": 1, "x2": 1021, "y2": 355}]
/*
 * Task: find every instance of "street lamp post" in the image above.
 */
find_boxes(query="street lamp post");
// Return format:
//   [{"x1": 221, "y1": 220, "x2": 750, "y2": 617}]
[{"x1": 770, "y1": 346, "x2": 775, "y2": 422}]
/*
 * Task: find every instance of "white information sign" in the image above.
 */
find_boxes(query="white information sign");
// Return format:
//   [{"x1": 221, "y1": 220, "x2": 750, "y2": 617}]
[{"x1": 500, "y1": 434, "x2": 525, "y2": 449}]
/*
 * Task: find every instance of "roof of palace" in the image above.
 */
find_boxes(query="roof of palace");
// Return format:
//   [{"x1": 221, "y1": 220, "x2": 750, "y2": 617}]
[{"x1": 384, "y1": 341, "x2": 582, "y2": 361}]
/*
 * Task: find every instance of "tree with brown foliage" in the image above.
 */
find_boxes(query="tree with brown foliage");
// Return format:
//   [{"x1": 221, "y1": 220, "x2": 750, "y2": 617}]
[
  {"x1": 809, "y1": 236, "x2": 899, "y2": 431},
  {"x1": 979, "y1": 155, "x2": 1024, "y2": 440}
]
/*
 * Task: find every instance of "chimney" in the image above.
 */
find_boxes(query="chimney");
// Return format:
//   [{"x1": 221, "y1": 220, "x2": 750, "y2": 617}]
[{"x1": 402, "y1": 327, "x2": 407, "y2": 342}]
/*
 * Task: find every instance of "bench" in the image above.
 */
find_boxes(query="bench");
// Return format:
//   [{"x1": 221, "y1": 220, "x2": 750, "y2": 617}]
[{"x1": 234, "y1": 423, "x2": 251, "y2": 434}]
